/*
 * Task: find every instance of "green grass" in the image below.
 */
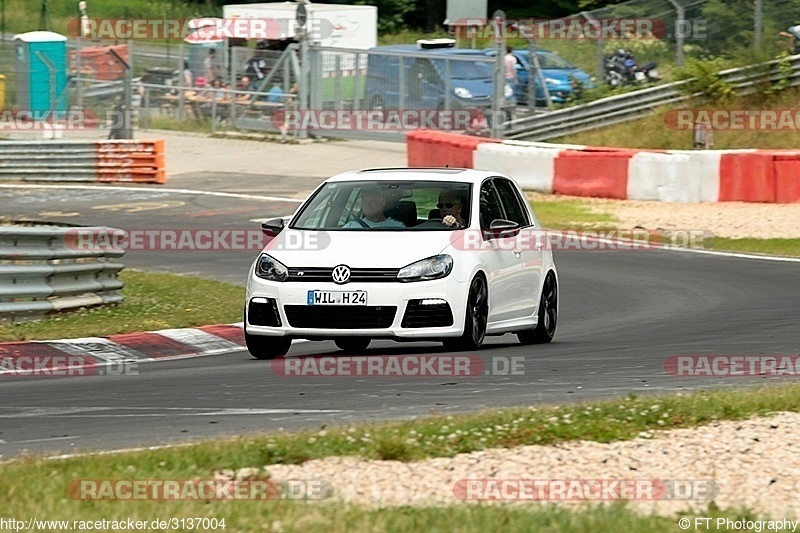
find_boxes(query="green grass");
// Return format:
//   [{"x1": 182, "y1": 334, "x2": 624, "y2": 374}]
[
  {"x1": 706, "y1": 237, "x2": 800, "y2": 257},
  {"x1": 557, "y1": 89, "x2": 800, "y2": 150},
  {"x1": 530, "y1": 196, "x2": 618, "y2": 230},
  {"x1": 0, "y1": 270, "x2": 244, "y2": 342},
  {"x1": 4, "y1": 385, "x2": 800, "y2": 530},
  {"x1": 2, "y1": 0, "x2": 217, "y2": 36},
  {"x1": 148, "y1": 114, "x2": 214, "y2": 134}
]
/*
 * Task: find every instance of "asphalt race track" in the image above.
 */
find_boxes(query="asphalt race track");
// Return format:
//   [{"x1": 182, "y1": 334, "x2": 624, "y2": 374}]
[{"x1": 2, "y1": 183, "x2": 799, "y2": 459}]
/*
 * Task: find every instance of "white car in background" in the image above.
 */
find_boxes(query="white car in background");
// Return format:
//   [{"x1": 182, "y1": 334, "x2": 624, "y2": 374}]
[{"x1": 244, "y1": 168, "x2": 558, "y2": 359}]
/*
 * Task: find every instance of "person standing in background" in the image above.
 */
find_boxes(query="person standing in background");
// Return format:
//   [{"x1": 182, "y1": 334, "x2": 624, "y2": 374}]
[
  {"x1": 504, "y1": 46, "x2": 518, "y2": 86},
  {"x1": 204, "y1": 49, "x2": 220, "y2": 83}
]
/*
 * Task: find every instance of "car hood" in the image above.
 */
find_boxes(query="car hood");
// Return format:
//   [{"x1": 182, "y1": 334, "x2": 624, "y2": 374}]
[
  {"x1": 450, "y1": 78, "x2": 493, "y2": 99},
  {"x1": 542, "y1": 68, "x2": 593, "y2": 85},
  {"x1": 263, "y1": 228, "x2": 453, "y2": 268}
]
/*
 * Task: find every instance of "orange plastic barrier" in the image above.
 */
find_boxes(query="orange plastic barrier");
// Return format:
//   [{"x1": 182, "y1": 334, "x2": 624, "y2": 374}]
[
  {"x1": 95, "y1": 140, "x2": 166, "y2": 184},
  {"x1": 406, "y1": 130, "x2": 499, "y2": 168},
  {"x1": 718, "y1": 153, "x2": 775, "y2": 202},
  {"x1": 553, "y1": 150, "x2": 631, "y2": 199},
  {"x1": 774, "y1": 153, "x2": 800, "y2": 203}
]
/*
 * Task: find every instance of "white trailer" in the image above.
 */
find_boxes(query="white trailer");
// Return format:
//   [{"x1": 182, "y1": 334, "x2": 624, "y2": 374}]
[{"x1": 222, "y1": 2, "x2": 377, "y2": 49}]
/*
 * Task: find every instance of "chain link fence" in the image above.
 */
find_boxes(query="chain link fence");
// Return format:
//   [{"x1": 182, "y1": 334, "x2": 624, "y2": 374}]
[{"x1": 4, "y1": 2, "x2": 799, "y2": 142}]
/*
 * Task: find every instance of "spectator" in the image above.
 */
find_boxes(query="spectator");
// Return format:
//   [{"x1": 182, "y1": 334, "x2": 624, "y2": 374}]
[
  {"x1": 505, "y1": 46, "x2": 518, "y2": 86},
  {"x1": 204, "y1": 49, "x2": 220, "y2": 82},
  {"x1": 181, "y1": 60, "x2": 193, "y2": 88},
  {"x1": 469, "y1": 108, "x2": 488, "y2": 135},
  {"x1": 244, "y1": 43, "x2": 269, "y2": 91},
  {"x1": 266, "y1": 81, "x2": 285, "y2": 103}
]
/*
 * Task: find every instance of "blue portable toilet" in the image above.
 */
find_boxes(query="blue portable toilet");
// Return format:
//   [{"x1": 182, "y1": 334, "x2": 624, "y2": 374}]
[{"x1": 14, "y1": 31, "x2": 68, "y2": 119}]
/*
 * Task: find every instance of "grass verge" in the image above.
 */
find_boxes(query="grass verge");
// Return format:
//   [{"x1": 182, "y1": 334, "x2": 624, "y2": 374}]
[
  {"x1": 556, "y1": 89, "x2": 800, "y2": 150},
  {"x1": 4, "y1": 385, "x2": 800, "y2": 531},
  {"x1": 0, "y1": 270, "x2": 244, "y2": 342}
]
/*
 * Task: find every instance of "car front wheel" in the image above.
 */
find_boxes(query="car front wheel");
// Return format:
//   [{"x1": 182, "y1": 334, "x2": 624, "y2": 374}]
[
  {"x1": 443, "y1": 275, "x2": 488, "y2": 351},
  {"x1": 518, "y1": 272, "x2": 557, "y2": 344},
  {"x1": 245, "y1": 331, "x2": 292, "y2": 359}
]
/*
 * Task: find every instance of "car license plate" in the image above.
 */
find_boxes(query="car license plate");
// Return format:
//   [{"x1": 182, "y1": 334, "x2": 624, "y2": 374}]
[{"x1": 307, "y1": 290, "x2": 367, "y2": 305}]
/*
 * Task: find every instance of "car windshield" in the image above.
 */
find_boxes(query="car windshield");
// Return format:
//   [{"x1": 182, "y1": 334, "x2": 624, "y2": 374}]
[
  {"x1": 536, "y1": 53, "x2": 577, "y2": 69},
  {"x1": 432, "y1": 57, "x2": 493, "y2": 79},
  {"x1": 291, "y1": 180, "x2": 472, "y2": 231}
]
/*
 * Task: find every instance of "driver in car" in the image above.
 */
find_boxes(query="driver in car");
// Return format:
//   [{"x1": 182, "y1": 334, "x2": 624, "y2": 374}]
[
  {"x1": 438, "y1": 189, "x2": 465, "y2": 227},
  {"x1": 343, "y1": 186, "x2": 405, "y2": 228}
]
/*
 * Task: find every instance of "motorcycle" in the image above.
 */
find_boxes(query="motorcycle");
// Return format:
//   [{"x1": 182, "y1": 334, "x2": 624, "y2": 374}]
[{"x1": 604, "y1": 49, "x2": 660, "y2": 87}]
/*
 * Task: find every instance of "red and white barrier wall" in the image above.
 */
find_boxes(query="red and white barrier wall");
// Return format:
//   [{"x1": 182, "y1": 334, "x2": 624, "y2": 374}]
[{"x1": 406, "y1": 131, "x2": 800, "y2": 203}]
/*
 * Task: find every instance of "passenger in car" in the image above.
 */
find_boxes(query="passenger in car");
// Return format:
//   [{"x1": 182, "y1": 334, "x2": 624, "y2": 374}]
[{"x1": 343, "y1": 187, "x2": 405, "y2": 228}]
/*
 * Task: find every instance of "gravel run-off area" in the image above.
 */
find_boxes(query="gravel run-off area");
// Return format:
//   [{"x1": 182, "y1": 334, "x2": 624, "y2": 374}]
[
  {"x1": 226, "y1": 412, "x2": 800, "y2": 518},
  {"x1": 529, "y1": 193, "x2": 800, "y2": 239}
]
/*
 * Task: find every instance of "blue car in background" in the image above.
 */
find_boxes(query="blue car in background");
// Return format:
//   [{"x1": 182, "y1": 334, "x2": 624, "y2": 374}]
[
  {"x1": 484, "y1": 48, "x2": 594, "y2": 106},
  {"x1": 366, "y1": 40, "x2": 516, "y2": 122}
]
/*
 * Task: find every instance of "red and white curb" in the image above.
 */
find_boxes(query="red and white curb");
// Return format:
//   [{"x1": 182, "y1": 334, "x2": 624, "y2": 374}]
[{"x1": 0, "y1": 324, "x2": 248, "y2": 377}]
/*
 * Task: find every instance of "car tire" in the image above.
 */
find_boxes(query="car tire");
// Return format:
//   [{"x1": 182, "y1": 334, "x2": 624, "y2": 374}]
[
  {"x1": 245, "y1": 331, "x2": 292, "y2": 360},
  {"x1": 443, "y1": 275, "x2": 488, "y2": 351},
  {"x1": 518, "y1": 271, "x2": 557, "y2": 345},
  {"x1": 334, "y1": 338, "x2": 371, "y2": 353}
]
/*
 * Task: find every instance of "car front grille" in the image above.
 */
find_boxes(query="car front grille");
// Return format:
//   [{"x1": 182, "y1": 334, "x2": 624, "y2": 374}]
[
  {"x1": 284, "y1": 305, "x2": 397, "y2": 329},
  {"x1": 287, "y1": 267, "x2": 400, "y2": 283},
  {"x1": 248, "y1": 298, "x2": 281, "y2": 327},
  {"x1": 401, "y1": 299, "x2": 454, "y2": 328}
]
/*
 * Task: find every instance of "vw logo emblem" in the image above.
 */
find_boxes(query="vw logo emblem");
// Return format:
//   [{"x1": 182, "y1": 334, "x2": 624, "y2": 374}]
[{"x1": 331, "y1": 265, "x2": 351, "y2": 284}]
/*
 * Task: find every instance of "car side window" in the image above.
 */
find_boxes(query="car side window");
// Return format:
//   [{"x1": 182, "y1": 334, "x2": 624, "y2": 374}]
[
  {"x1": 479, "y1": 180, "x2": 505, "y2": 230},
  {"x1": 493, "y1": 178, "x2": 531, "y2": 226}
]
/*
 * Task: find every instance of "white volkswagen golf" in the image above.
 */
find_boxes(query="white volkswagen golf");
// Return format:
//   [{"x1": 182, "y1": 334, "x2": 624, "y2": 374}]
[{"x1": 244, "y1": 168, "x2": 558, "y2": 359}]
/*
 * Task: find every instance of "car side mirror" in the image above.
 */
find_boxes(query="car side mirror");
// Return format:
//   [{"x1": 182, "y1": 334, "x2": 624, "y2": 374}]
[
  {"x1": 485, "y1": 219, "x2": 519, "y2": 239},
  {"x1": 261, "y1": 218, "x2": 285, "y2": 237}
]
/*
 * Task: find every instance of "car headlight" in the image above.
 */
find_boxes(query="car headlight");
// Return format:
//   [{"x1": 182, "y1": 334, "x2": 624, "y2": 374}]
[
  {"x1": 454, "y1": 87, "x2": 472, "y2": 99},
  {"x1": 397, "y1": 255, "x2": 453, "y2": 282},
  {"x1": 504, "y1": 83, "x2": 513, "y2": 98},
  {"x1": 545, "y1": 78, "x2": 560, "y2": 86},
  {"x1": 255, "y1": 254, "x2": 289, "y2": 282}
]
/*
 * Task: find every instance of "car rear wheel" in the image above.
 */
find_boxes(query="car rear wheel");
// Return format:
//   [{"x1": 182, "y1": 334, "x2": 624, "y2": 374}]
[
  {"x1": 245, "y1": 331, "x2": 292, "y2": 359},
  {"x1": 334, "y1": 338, "x2": 371, "y2": 353},
  {"x1": 443, "y1": 275, "x2": 488, "y2": 351},
  {"x1": 518, "y1": 272, "x2": 557, "y2": 344}
]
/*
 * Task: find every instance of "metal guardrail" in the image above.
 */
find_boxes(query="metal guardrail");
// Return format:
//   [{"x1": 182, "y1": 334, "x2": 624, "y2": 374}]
[
  {"x1": 0, "y1": 225, "x2": 125, "y2": 322},
  {"x1": 0, "y1": 142, "x2": 100, "y2": 181},
  {"x1": 0, "y1": 141, "x2": 166, "y2": 183},
  {"x1": 506, "y1": 54, "x2": 800, "y2": 141}
]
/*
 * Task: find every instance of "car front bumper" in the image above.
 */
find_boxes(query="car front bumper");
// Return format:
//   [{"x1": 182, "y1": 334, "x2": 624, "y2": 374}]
[{"x1": 245, "y1": 274, "x2": 470, "y2": 340}]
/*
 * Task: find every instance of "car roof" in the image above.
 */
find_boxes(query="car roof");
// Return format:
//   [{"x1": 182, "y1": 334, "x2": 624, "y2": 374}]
[
  {"x1": 324, "y1": 167, "x2": 508, "y2": 185},
  {"x1": 372, "y1": 45, "x2": 489, "y2": 57}
]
